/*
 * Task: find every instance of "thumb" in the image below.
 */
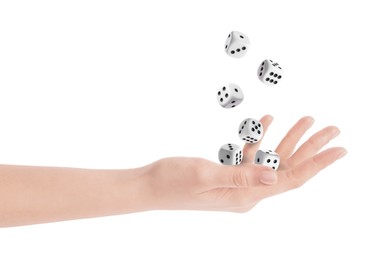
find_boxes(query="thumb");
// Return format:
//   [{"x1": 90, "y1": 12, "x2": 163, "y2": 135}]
[
  {"x1": 213, "y1": 166, "x2": 268, "y2": 188},
  {"x1": 259, "y1": 170, "x2": 278, "y2": 185}
]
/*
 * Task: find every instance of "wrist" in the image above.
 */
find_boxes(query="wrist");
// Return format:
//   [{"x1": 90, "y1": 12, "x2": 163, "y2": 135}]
[{"x1": 112, "y1": 165, "x2": 155, "y2": 214}]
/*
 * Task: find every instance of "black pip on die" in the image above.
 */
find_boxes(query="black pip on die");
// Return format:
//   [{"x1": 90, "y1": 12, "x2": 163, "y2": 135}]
[
  {"x1": 224, "y1": 31, "x2": 250, "y2": 58},
  {"x1": 255, "y1": 150, "x2": 280, "y2": 170},
  {"x1": 238, "y1": 118, "x2": 263, "y2": 143},
  {"x1": 217, "y1": 83, "x2": 244, "y2": 108},
  {"x1": 257, "y1": 59, "x2": 283, "y2": 85},
  {"x1": 218, "y1": 143, "x2": 243, "y2": 165}
]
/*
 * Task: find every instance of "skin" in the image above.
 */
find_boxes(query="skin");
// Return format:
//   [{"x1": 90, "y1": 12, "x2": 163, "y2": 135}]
[{"x1": 0, "y1": 115, "x2": 347, "y2": 227}]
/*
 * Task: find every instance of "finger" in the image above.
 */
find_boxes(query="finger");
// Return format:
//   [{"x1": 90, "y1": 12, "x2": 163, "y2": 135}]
[
  {"x1": 287, "y1": 126, "x2": 340, "y2": 167},
  {"x1": 242, "y1": 115, "x2": 273, "y2": 164},
  {"x1": 259, "y1": 170, "x2": 278, "y2": 185},
  {"x1": 280, "y1": 147, "x2": 347, "y2": 190},
  {"x1": 209, "y1": 164, "x2": 276, "y2": 189},
  {"x1": 275, "y1": 116, "x2": 315, "y2": 160}
]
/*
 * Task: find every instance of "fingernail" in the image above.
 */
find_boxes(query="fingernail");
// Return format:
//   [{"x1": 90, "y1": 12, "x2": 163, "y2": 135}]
[
  {"x1": 331, "y1": 127, "x2": 341, "y2": 138},
  {"x1": 337, "y1": 149, "x2": 348, "y2": 159},
  {"x1": 260, "y1": 171, "x2": 277, "y2": 185},
  {"x1": 306, "y1": 116, "x2": 315, "y2": 124}
]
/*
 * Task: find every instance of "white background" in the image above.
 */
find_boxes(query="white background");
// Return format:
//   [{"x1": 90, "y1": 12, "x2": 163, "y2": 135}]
[{"x1": 0, "y1": 0, "x2": 378, "y2": 259}]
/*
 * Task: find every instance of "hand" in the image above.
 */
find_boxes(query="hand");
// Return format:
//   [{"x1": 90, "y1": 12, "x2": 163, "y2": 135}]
[
  {"x1": 0, "y1": 115, "x2": 346, "y2": 227},
  {"x1": 143, "y1": 115, "x2": 347, "y2": 212}
]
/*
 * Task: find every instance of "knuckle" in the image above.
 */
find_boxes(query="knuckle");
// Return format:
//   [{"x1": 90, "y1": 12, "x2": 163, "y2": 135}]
[
  {"x1": 307, "y1": 136, "x2": 321, "y2": 150},
  {"x1": 233, "y1": 168, "x2": 249, "y2": 187},
  {"x1": 284, "y1": 132, "x2": 296, "y2": 143}
]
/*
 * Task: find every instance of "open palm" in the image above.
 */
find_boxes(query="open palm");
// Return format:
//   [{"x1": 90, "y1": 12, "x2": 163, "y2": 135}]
[{"x1": 146, "y1": 115, "x2": 346, "y2": 213}]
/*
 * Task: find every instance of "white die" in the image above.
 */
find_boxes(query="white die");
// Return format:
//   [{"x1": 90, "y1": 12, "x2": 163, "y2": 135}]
[
  {"x1": 224, "y1": 31, "x2": 250, "y2": 58},
  {"x1": 238, "y1": 118, "x2": 263, "y2": 143},
  {"x1": 217, "y1": 83, "x2": 244, "y2": 108},
  {"x1": 255, "y1": 150, "x2": 280, "y2": 170},
  {"x1": 257, "y1": 59, "x2": 283, "y2": 86},
  {"x1": 218, "y1": 143, "x2": 243, "y2": 165}
]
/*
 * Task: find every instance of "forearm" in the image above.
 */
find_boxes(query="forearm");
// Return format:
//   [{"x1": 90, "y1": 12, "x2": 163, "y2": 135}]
[{"x1": 0, "y1": 164, "x2": 152, "y2": 227}]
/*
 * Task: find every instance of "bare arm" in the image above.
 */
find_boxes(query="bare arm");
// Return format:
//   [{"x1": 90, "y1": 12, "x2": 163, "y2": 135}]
[
  {"x1": 0, "y1": 164, "x2": 151, "y2": 227},
  {"x1": 0, "y1": 116, "x2": 346, "y2": 228}
]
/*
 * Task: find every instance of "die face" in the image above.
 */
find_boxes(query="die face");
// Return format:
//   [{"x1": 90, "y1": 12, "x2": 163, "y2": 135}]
[
  {"x1": 224, "y1": 31, "x2": 250, "y2": 58},
  {"x1": 255, "y1": 150, "x2": 280, "y2": 170},
  {"x1": 238, "y1": 118, "x2": 263, "y2": 143},
  {"x1": 257, "y1": 59, "x2": 283, "y2": 86},
  {"x1": 217, "y1": 83, "x2": 244, "y2": 108},
  {"x1": 224, "y1": 33, "x2": 232, "y2": 50},
  {"x1": 218, "y1": 143, "x2": 243, "y2": 165}
]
